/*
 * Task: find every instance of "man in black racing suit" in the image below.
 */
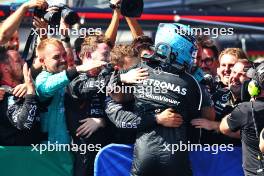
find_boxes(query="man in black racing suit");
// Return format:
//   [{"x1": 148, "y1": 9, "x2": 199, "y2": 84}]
[{"x1": 108, "y1": 23, "x2": 202, "y2": 176}]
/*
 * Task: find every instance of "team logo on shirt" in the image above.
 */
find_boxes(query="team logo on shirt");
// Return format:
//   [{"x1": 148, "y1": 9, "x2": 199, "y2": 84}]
[
  {"x1": 141, "y1": 78, "x2": 187, "y2": 95},
  {"x1": 153, "y1": 67, "x2": 163, "y2": 75},
  {"x1": 221, "y1": 93, "x2": 230, "y2": 102}
]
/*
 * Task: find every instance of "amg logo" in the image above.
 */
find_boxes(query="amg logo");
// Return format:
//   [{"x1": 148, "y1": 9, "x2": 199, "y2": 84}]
[{"x1": 142, "y1": 79, "x2": 187, "y2": 95}]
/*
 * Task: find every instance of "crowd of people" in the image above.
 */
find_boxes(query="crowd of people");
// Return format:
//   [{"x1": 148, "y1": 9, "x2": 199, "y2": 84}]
[{"x1": 0, "y1": 0, "x2": 264, "y2": 176}]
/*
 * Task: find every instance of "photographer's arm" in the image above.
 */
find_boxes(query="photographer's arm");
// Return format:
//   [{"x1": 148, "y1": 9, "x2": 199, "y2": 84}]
[
  {"x1": 0, "y1": 0, "x2": 48, "y2": 44},
  {"x1": 104, "y1": 8, "x2": 121, "y2": 46},
  {"x1": 125, "y1": 17, "x2": 143, "y2": 39}
]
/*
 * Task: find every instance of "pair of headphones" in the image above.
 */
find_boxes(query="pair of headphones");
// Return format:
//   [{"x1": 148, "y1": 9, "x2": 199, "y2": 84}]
[{"x1": 248, "y1": 63, "x2": 264, "y2": 97}]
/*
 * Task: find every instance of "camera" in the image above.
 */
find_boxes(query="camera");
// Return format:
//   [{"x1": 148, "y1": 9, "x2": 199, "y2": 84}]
[
  {"x1": 109, "y1": 0, "x2": 144, "y2": 17},
  {"x1": 34, "y1": 4, "x2": 80, "y2": 26}
]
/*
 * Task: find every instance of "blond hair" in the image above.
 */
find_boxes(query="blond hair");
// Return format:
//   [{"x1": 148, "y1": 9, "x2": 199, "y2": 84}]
[
  {"x1": 37, "y1": 38, "x2": 64, "y2": 55},
  {"x1": 219, "y1": 48, "x2": 248, "y2": 61},
  {"x1": 110, "y1": 44, "x2": 137, "y2": 67},
  {"x1": 79, "y1": 35, "x2": 112, "y2": 60}
]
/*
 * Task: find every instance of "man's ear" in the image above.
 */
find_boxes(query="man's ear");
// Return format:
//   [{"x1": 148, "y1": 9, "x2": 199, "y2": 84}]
[
  {"x1": 86, "y1": 51, "x2": 92, "y2": 59},
  {"x1": 39, "y1": 57, "x2": 44, "y2": 64},
  {"x1": 0, "y1": 64, "x2": 9, "y2": 73}
]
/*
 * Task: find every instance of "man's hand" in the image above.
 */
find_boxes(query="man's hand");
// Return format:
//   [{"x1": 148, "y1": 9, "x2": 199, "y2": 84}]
[
  {"x1": 23, "y1": 0, "x2": 48, "y2": 10},
  {"x1": 76, "y1": 118, "x2": 105, "y2": 138},
  {"x1": 0, "y1": 88, "x2": 5, "y2": 101},
  {"x1": 12, "y1": 84, "x2": 27, "y2": 98},
  {"x1": 120, "y1": 67, "x2": 149, "y2": 84},
  {"x1": 156, "y1": 108, "x2": 183, "y2": 128},
  {"x1": 23, "y1": 63, "x2": 35, "y2": 95},
  {"x1": 76, "y1": 60, "x2": 107, "y2": 73},
  {"x1": 191, "y1": 118, "x2": 219, "y2": 131}
]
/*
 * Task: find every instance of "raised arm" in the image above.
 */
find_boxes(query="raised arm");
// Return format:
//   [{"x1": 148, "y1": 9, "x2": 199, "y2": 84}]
[
  {"x1": 104, "y1": 5, "x2": 121, "y2": 46},
  {"x1": 0, "y1": 0, "x2": 48, "y2": 44},
  {"x1": 8, "y1": 63, "x2": 39, "y2": 130},
  {"x1": 125, "y1": 17, "x2": 144, "y2": 39}
]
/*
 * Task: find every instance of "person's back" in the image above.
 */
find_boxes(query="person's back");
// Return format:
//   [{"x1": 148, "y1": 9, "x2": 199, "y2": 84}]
[
  {"x1": 229, "y1": 99, "x2": 264, "y2": 175},
  {"x1": 131, "y1": 61, "x2": 201, "y2": 176},
  {"x1": 108, "y1": 22, "x2": 201, "y2": 176},
  {"x1": 220, "y1": 62, "x2": 264, "y2": 175}
]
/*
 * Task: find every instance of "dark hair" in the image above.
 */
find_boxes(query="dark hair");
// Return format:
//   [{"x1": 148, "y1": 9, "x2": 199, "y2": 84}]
[
  {"x1": 197, "y1": 36, "x2": 219, "y2": 59},
  {"x1": 0, "y1": 46, "x2": 9, "y2": 80},
  {"x1": 0, "y1": 46, "x2": 9, "y2": 63},
  {"x1": 110, "y1": 44, "x2": 137, "y2": 67},
  {"x1": 219, "y1": 48, "x2": 248, "y2": 62},
  {"x1": 131, "y1": 35, "x2": 154, "y2": 57},
  {"x1": 74, "y1": 37, "x2": 84, "y2": 53},
  {"x1": 79, "y1": 35, "x2": 113, "y2": 60}
]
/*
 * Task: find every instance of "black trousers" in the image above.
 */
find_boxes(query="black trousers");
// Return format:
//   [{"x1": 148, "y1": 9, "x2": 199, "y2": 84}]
[{"x1": 72, "y1": 127, "x2": 113, "y2": 176}]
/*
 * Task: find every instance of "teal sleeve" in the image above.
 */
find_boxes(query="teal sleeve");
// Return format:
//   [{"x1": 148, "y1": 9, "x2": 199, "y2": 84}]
[{"x1": 36, "y1": 71, "x2": 70, "y2": 99}]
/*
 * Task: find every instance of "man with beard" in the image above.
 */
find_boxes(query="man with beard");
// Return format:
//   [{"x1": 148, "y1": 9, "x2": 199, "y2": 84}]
[
  {"x1": 35, "y1": 38, "x2": 106, "y2": 144},
  {"x1": 0, "y1": 47, "x2": 41, "y2": 145},
  {"x1": 198, "y1": 39, "x2": 219, "y2": 78},
  {"x1": 194, "y1": 37, "x2": 219, "y2": 94},
  {"x1": 0, "y1": 30, "x2": 20, "y2": 51},
  {"x1": 109, "y1": 23, "x2": 202, "y2": 176},
  {"x1": 192, "y1": 48, "x2": 249, "y2": 140},
  {"x1": 220, "y1": 62, "x2": 264, "y2": 175},
  {"x1": 191, "y1": 59, "x2": 252, "y2": 145}
]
